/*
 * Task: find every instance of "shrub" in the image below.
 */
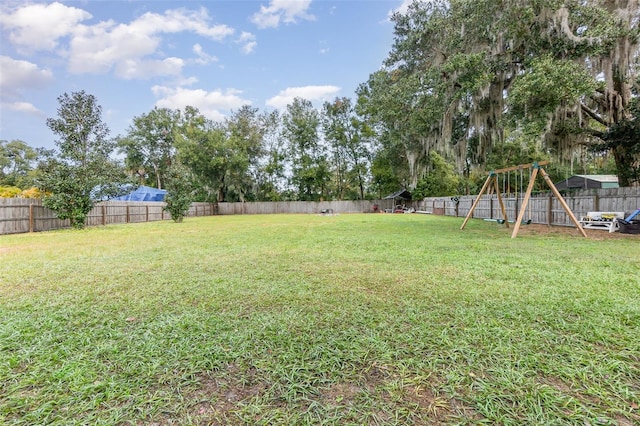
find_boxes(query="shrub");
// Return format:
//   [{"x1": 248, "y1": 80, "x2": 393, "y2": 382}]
[
  {"x1": 20, "y1": 187, "x2": 45, "y2": 198},
  {"x1": 163, "y1": 163, "x2": 193, "y2": 223},
  {"x1": 0, "y1": 186, "x2": 22, "y2": 198}
]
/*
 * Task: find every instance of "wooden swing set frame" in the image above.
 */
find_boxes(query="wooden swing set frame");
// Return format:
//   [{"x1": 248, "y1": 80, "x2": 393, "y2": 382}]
[{"x1": 460, "y1": 161, "x2": 587, "y2": 238}]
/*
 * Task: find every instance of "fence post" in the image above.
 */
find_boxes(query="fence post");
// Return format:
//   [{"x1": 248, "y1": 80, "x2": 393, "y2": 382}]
[
  {"x1": 102, "y1": 205, "x2": 106, "y2": 226},
  {"x1": 594, "y1": 191, "x2": 599, "y2": 212},
  {"x1": 146, "y1": 205, "x2": 149, "y2": 222},
  {"x1": 29, "y1": 204, "x2": 34, "y2": 233},
  {"x1": 547, "y1": 194, "x2": 553, "y2": 225},
  {"x1": 126, "y1": 205, "x2": 130, "y2": 223}
]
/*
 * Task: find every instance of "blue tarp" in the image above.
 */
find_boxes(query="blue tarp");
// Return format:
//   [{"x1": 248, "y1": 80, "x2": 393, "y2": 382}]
[{"x1": 111, "y1": 185, "x2": 167, "y2": 202}]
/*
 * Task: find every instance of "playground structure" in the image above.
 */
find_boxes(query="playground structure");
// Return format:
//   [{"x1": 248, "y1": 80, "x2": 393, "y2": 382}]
[{"x1": 460, "y1": 161, "x2": 588, "y2": 238}]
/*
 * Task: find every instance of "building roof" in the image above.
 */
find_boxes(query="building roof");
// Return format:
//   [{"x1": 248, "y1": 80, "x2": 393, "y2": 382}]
[
  {"x1": 573, "y1": 175, "x2": 619, "y2": 183},
  {"x1": 554, "y1": 175, "x2": 619, "y2": 190},
  {"x1": 383, "y1": 189, "x2": 412, "y2": 200}
]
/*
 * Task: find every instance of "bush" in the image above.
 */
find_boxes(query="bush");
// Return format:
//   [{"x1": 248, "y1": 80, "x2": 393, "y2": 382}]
[
  {"x1": 0, "y1": 186, "x2": 21, "y2": 198},
  {"x1": 20, "y1": 187, "x2": 46, "y2": 198},
  {"x1": 163, "y1": 163, "x2": 193, "y2": 223}
]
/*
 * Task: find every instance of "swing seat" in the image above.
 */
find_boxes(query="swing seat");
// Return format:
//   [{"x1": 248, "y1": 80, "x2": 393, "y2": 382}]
[{"x1": 494, "y1": 218, "x2": 530, "y2": 225}]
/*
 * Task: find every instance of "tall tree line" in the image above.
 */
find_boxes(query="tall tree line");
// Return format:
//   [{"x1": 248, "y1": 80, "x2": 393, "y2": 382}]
[{"x1": 117, "y1": 98, "x2": 376, "y2": 203}]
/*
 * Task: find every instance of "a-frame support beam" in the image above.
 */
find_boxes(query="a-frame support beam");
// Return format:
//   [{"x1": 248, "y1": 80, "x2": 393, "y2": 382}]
[{"x1": 461, "y1": 172, "x2": 496, "y2": 230}]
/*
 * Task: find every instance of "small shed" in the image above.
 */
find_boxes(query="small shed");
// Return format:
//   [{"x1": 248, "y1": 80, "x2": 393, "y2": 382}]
[
  {"x1": 554, "y1": 175, "x2": 619, "y2": 191},
  {"x1": 111, "y1": 185, "x2": 167, "y2": 202},
  {"x1": 383, "y1": 189, "x2": 412, "y2": 212}
]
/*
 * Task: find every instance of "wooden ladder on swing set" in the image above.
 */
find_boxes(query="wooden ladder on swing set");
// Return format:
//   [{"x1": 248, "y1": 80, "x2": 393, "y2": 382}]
[{"x1": 460, "y1": 161, "x2": 588, "y2": 238}]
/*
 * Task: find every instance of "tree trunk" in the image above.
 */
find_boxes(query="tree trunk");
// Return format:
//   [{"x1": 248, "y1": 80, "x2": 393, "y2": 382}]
[{"x1": 612, "y1": 145, "x2": 631, "y2": 187}]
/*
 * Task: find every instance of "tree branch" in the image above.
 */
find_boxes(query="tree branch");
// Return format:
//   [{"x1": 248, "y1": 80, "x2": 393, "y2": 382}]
[
  {"x1": 581, "y1": 104, "x2": 607, "y2": 126},
  {"x1": 579, "y1": 128, "x2": 605, "y2": 141}
]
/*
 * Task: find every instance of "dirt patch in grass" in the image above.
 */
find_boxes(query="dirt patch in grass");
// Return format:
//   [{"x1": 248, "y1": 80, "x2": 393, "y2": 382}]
[
  {"x1": 499, "y1": 223, "x2": 640, "y2": 240},
  {"x1": 320, "y1": 382, "x2": 362, "y2": 405},
  {"x1": 185, "y1": 364, "x2": 269, "y2": 425},
  {"x1": 404, "y1": 385, "x2": 454, "y2": 421}
]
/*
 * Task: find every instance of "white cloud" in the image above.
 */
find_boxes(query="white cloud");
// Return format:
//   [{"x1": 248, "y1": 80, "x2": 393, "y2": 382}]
[
  {"x1": 115, "y1": 57, "x2": 185, "y2": 80},
  {"x1": 129, "y1": 8, "x2": 234, "y2": 41},
  {"x1": 251, "y1": 0, "x2": 315, "y2": 29},
  {"x1": 266, "y1": 85, "x2": 341, "y2": 109},
  {"x1": 67, "y1": 8, "x2": 234, "y2": 77},
  {"x1": 0, "y1": 56, "x2": 53, "y2": 98},
  {"x1": 176, "y1": 76, "x2": 200, "y2": 86},
  {"x1": 193, "y1": 44, "x2": 218, "y2": 65},
  {"x1": 237, "y1": 32, "x2": 257, "y2": 54},
  {"x1": 68, "y1": 20, "x2": 161, "y2": 75},
  {"x1": 7, "y1": 101, "x2": 44, "y2": 116},
  {"x1": 2, "y1": 3, "x2": 235, "y2": 80},
  {"x1": 0, "y1": 2, "x2": 91, "y2": 52},
  {"x1": 151, "y1": 85, "x2": 251, "y2": 121}
]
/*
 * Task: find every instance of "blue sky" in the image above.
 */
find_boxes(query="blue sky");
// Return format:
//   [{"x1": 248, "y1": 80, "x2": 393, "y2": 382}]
[{"x1": 1, "y1": 0, "x2": 414, "y2": 150}]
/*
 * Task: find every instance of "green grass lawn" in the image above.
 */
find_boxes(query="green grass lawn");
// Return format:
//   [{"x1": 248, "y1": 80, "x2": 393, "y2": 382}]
[{"x1": 1, "y1": 214, "x2": 639, "y2": 425}]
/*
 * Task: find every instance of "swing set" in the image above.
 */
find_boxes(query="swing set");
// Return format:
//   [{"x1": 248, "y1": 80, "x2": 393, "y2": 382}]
[{"x1": 460, "y1": 161, "x2": 587, "y2": 238}]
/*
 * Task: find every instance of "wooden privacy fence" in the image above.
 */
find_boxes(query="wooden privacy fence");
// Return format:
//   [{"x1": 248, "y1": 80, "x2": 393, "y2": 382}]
[
  {"x1": 10, "y1": 188, "x2": 637, "y2": 234},
  {"x1": 0, "y1": 198, "x2": 391, "y2": 235},
  {"x1": 419, "y1": 187, "x2": 640, "y2": 226},
  {"x1": 0, "y1": 199, "x2": 217, "y2": 235},
  {"x1": 216, "y1": 199, "x2": 392, "y2": 215}
]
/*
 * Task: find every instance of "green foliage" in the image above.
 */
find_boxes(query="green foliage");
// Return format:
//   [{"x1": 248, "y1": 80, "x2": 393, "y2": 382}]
[
  {"x1": 593, "y1": 98, "x2": 640, "y2": 186},
  {"x1": 283, "y1": 98, "x2": 330, "y2": 201},
  {"x1": 507, "y1": 55, "x2": 596, "y2": 136},
  {"x1": 413, "y1": 151, "x2": 461, "y2": 198},
  {"x1": 118, "y1": 107, "x2": 179, "y2": 188},
  {"x1": 366, "y1": 0, "x2": 638, "y2": 186},
  {"x1": 224, "y1": 105, "x2": 267, "y2": 201},
  {"x1": 322, "y1": 97, "x2": 374, "y2": 200},
  {"x1": 38, "y1": 160, "x2": 95, "y2": 227},
  {"x1": 485, "y1": 140, "x2": 546, "y2": 172},
  {"x1": 176, "y1": 108, "x2": 232, "y2": 202},
  {"x1": 255, "y1": 111, "x2": 287, "y2": 201},
  {"x1": 175, "y1": 106, "x2": 267, "y2": 203},
  {"x1": 38, "y1": 91, "x2": 126, "y2": 229},
  {"x1": 162, "y1": 162, "x2": 193, "y2": 223},
  {"x1": 368, "y1": 136, "x2": 407, "y2": 198},
  {"x1": 0, "y1": 139, "x2": 39, "y2": 187}
]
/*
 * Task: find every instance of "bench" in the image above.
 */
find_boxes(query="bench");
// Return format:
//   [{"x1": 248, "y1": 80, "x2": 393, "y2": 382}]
[{"x1": 579, "y1": 211, "x2": 625, "y2": 233}]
